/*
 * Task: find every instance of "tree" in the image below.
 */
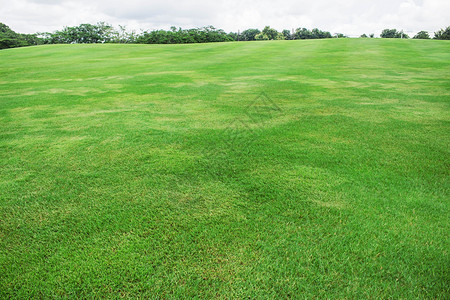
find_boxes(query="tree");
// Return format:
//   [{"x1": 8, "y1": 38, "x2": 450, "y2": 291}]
[
  {"x1": 43, "y1": 22, "x2": 116, "y2": 44},
  {"x1": 433, "y1": 26, "x2": 450, "y2": 40},
  {"x1": 227, "y1": 32, "x2": 238, "y2": 41},
  {"x1": 240, "y1": 29, "x2": 260, "y2": 41},
  {"x1": 294, "y1": 28, "x2": 312, "y2": 39},
  {"x1": 380, "y1": 29, "x2": 409, "y2": 39},
  {"x1": 311, "y1": 28, "x2": 332, "y2": 39},
  {"x1": 0, "y1": 23, "x2": 40, "y2": 49},
  {"x1": 399, "y1": 30, "x2": 409, "y2": 39},
  {"x1": 255, "y1": 32, "x2": 269, "y2": 40},
  {"x1": 293, "y1": 27, "x2": 333, "y2": 40},
  {"x1": 135, "y1": 26, "x2": 232, "y2": 44},
  {"x1": 334, "y1": 33, "x2": 347, "y2": 38},
  {"x1": 413, "y1": 31, "x2": 430, "y2": 39},
  {"x1": 369, "y1": 34, "x2": 375, "y2": 38},
  {"x1": 110, "y1": 25, "x2": 137, "y2": 43},
  {"x1": 3, "y1": 22, "x2": 356, "y2": 46},
  {"x1": 256, "y1": 26, "x2": 283, "y2": 40},
  {"x1": 381, "y1": 29, "x2": 398, "y2": 38},
  {"x1": 282, "y1": 29, "x2": 291, "y2": 40},
  {"x1": 360, "y1": 34, "x2": 368, "y2": 38}
]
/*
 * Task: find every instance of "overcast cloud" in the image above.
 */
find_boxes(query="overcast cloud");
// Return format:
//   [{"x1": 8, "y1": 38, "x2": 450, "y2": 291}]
[{"x1": 1, "y1": 0, "x2": 449, "y2": 37}]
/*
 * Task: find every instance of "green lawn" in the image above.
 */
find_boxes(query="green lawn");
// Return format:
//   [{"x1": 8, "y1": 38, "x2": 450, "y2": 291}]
[{"x1": 0, "y1": 39, "x2": 449, "y2": 298}]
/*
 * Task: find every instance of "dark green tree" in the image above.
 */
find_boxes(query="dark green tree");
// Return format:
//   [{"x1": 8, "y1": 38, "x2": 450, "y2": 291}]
[
  {"x1": 381, "y1": 29, "x2": 409, "y2": 39},
  {"x1": 294, "y1": 28, "x2": 312, "y2": 39},
  {"x1": 45, "y1": 22, "x2": 115, "y2": 44},
  {"x1": 400, "y1": 30, "x2": 409, "y2": 39},
  {"x1": 240, "y1": 29, "x2": 260, "y2": 41},
  {"x1": 0, "y1": 23, "x2": 40, "y2": 49},
  {"x1": 433, "y1": 26, "x2": 450, "y2": 40},
  {"x1": 381, "y1": 29, "x2": 398, "y2": 38},
  {"x1": 227, "y1": 32, "x2": 238, "y2": 41},
  {"x1": 136, "y1": 26, "x2": 232, "y2": 44},
  {"x1": 413, "y1": 31, "x2": 430, "y2": 39},
  {"x1": 293, "y1": 28, "x2": 332, "y2": 39},
  {"x1": 282, "y1": 29, "x2": 291, "y2": 40},
  {"x1": 311, "y1": 28, "x2": 332, "y2": 39}
]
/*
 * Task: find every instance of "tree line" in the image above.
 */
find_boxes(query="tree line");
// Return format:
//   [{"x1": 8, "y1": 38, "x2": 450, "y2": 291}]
[
  {"x1": 0, "y1": 23, "x2": 41, "y2": 49},
  {"x1": 376, "y1": 28, "x2": 449, "y2": 39},
  {"x1": 1, "y1": 22, "x2": 449, "y2": 50}
]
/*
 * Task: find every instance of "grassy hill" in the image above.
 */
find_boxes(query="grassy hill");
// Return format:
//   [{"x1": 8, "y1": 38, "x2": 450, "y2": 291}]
[{"x1": 0, "y1": 39, "x2": 449, "y2": 298}]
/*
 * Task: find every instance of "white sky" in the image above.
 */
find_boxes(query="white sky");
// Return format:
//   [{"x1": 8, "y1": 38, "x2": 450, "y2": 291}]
[{"x1": 1, "y1": 0, "x2": 449, "y2": 37}]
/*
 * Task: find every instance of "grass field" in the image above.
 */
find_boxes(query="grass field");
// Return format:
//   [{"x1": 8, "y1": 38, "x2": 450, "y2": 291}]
[{"x1": 0, "y1": 39, "x2": 449, "y2": 298}]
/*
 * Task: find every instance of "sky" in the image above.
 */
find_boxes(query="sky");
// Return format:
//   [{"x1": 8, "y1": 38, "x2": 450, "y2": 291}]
[{"x1": 1, "y1": 0, "x2": 449, "y2": 37}]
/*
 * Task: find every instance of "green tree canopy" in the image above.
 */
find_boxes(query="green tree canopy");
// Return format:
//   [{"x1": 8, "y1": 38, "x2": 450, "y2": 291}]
[
  {"x1": 381, "y1": 29, "x2": 409, "y2": 38},
  {"x1": 45, "y1": 22, "x2": 115, "y2": 44},
  {"x1": 240, "y1": 29, "x2": 261, "y2": 41},
  {"x1": 293, "y1": 28, "x2": 332, "y2": 39},
  {"x1": 255, "y1": 26, "x2": 284, "y2": 40},
  {"x1": 0, "y1": 23, "x2": 40, "y2": 49},
  {"x1": 413, "y1": 31, "x2": 431, "y2": 39},
  {"x1": 135, "y1": 26, "x2": 232, "y2": 44},
  {"x1": 433, "y1": 26, "x2": 450, "y2": 40}
]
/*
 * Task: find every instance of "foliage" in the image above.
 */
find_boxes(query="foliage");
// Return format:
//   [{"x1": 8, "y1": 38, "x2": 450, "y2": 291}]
[
  {"x1": 312, "y1": 28, "x2": 332, "y2": 39},
  {"x1": 381, "y1": 29, "x2": 409, "y2": 38},
  {"x1": 136, "y1": 26, "x2": 232, "y2": 44},
  {"x1": 294, "y1": 28, "x2": 312, "y2": 39},
  {"x1": 41, "y1": 22, "x2": 115, "y2": 44},
  {"x1": 293, "y1": 27, "x2": 332, "y2": 39},
  {"x1": 254, "y1": 33, "x2": 269, "y2": 40},
  {"x1": 413, "y1": 31, "x2": 430, "y2": 39},
  {"x1": 282, "y1": 29, "x2": 292, "y2": 40},
  {"x1": 4, "y1": 21, "x2": 449, "y2": 48},
  {"x1": 334, "y1": 33, "x2": 347, "y2": 38},
  {"x1": 240, "y1": 29, "x2": 261, "y2": 41},
  {"x1": 255, "y1": 26, "x2": 284, "y2": 40},
  {"x1": 227, "y1": 32, "x2": 238, "y2": 41},
  {"x1": 109, "y1": 25, "x2": 138, "y2": 43},
  {"x1": 0, "y1": 23, "x2": 41, "y2": 49},
  {"x1": 433, "y1": 26, "x2": 450, "y2": 40}
]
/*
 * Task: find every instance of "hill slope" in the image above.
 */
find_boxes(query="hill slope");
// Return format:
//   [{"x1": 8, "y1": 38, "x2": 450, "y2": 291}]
[{"x1": 1, "y1": 39, "x2": 449, "y2": 298}]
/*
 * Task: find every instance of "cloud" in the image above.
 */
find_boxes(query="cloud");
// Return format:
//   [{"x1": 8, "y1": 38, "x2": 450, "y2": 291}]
[{"x1": 0, "y1": 0, "x2": 448, "y2": 36}]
